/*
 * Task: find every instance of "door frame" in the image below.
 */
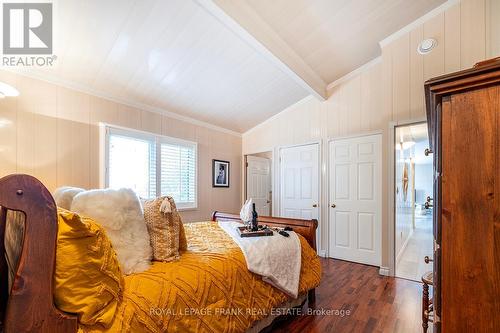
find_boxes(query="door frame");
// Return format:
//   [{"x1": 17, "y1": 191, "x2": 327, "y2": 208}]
[
  {"x1": 276, "y1": 140, "x2": 322, "y2": 253},
  {"x1": 244, "y1": 151, "x2": 275, "y2": 208},
  {"x1": 245, "y1": 155, "x2": 272, "y2": 215},
  {"x1": 388, "y1": 118, "x2": 427, "y2": 277},
  {"x1": 327, "y1": 131, "x2": 383, "y2": 263}
]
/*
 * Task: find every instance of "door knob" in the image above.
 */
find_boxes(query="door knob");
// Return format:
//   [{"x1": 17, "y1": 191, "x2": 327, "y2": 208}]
[
  {"x1": 424, "y1": 256, "x2": 433, "y2": 264},
  {"x1": 312, "y1": 204, "x2": 318, "y2": 208},
  {"x1": 424, "y1": 148, "x2": 433, "y2": 156},
  {"x1": 331, "y1": 204, "x2": 336, "y2": 208}
]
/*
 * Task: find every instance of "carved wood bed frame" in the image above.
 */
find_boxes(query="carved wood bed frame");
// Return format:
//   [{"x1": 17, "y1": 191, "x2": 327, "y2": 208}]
[
  {"x1": 0, "y1": 174, "x2": 78, "y2": 332},
  {"x1": 0, "y1": 174, "x2": 318, "y2": 332}
]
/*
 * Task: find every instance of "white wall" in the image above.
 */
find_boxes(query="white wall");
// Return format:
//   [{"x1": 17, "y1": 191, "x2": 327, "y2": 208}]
[
  {"x1": 415, "y1": 164, "x2": 433, "y2": 204},
  {"x1": 414, "y1": 140, "x2": 433, "y2": 204},
  {"x1": 242, "y1": 0, "x2": 500, "y2": 266}
]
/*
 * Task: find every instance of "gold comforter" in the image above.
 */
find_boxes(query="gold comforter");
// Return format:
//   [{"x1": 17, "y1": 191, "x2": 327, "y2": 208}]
[{"x1": 81, "y1": 221, "x2": 321, "y2": 333}]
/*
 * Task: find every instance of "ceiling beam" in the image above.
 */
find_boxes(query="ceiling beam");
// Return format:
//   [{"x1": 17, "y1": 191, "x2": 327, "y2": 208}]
[{"x1": 196, "y1": 0, "x2": 327, "y2": 100}]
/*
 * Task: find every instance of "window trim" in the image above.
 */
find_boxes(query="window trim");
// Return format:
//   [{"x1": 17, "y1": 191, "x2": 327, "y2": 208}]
[{"x1": 102, "y1": 124, "x2": 198, "y2": 210}]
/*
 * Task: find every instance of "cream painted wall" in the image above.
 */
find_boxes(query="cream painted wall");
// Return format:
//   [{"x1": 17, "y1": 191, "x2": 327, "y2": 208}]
[
  {"x1": 488, "y1": 0, "x2": 500, "y2": 57},
  {"x1": 250, "y1": 151, "x2": 273, "y2": 159},
  {"x1": 242, "y1": 0, "x2": 500, "y2": 265},
  {"x1": 0, "y1": 71, "x2": 242, "y2": 222}
]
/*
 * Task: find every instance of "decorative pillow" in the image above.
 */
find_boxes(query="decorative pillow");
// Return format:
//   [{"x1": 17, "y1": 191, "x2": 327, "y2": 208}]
[
  {"x1": 53, "y1": 186, "x2": 85, "y2": 210},
  {"x1": 168, "y1": 198, "x2": 187, "y2": 252},
  {"x1": 55, "y1": 208, "x2": 124, "y2": 327},
  {"x1": 143, "y1": 196, "x2": 187, "y2": 261},
  {"x1": 71, "y1": 188, "x2": 152, "y2": 275},
  {"x1": 179, "y1": 218, "x2": 188, "y2": 252}
]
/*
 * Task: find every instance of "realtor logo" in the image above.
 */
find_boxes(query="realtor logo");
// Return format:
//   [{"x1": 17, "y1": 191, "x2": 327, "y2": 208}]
[{"x1": 3, "y1": 3, "x2": 52, "y2": 54}]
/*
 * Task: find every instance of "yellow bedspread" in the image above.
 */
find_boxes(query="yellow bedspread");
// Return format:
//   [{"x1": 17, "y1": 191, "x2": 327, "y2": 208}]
[{"x1": 80, "y1": 221, "x2": 321, "y2": 333}]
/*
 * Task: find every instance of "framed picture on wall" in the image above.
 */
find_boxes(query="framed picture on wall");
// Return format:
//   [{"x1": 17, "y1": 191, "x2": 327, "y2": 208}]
[{"x1": 212, "y1": 159, "x2": 230, "y2": 187}]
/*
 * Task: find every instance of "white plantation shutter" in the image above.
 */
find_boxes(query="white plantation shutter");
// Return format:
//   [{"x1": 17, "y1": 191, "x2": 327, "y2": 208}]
[
  {"x1": 160, "y1": 141, "x2": 196, "y2": 208},
  {"x1": 106, "y1": 126, "x2": 197, "y2": 209},
  {"x1": 107, "y1": 130, "x2": 156, "y2": 199}
]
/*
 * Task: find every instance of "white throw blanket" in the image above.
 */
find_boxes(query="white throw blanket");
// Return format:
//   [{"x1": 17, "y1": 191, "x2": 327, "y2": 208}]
[{"x1": 218, "y1": 221, "x2": 301, "y2": 298}]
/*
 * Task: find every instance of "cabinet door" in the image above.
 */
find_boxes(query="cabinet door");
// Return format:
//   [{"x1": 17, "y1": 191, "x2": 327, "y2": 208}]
[
  {"x1": 433, "y1": 102, "x2": 442, "y2": 332},
  {"x1": 441, "y1": 86, "x2": 500, "y2": 332}
]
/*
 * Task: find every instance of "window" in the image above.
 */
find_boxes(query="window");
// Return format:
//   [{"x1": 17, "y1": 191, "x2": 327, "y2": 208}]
[{"x1": 105, "y1": 126, "x2": 197, "y2": 209}]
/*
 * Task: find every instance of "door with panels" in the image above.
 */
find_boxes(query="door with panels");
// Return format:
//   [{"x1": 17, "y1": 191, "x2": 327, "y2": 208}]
[
  {"x1": 246, "y1": 156, "x2": 271, "y2": 216},
  {"x1": 279, "y1": 144, "x2": 319, "y2": 221},
  {"x1": 329, "y1": 134, "x2": 381, "y2": 266}
]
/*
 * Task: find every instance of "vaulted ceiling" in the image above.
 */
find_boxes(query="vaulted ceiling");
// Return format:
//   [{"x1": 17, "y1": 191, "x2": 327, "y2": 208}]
[
  {"x1": 4, "y1": 0, "x2": 446, "y2": 133},
  {"x1": 229, "y1": 0, "x2": 447, "y2": 83}
]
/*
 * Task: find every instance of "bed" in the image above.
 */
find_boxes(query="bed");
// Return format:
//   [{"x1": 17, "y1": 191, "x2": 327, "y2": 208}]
[{"x1": 0, "y1": 174, "x2": 321, "y2": 333}]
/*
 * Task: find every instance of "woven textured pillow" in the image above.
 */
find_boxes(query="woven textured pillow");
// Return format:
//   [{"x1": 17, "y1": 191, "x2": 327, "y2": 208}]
[
  {"x1": 55, "y1": 208, "x2": 124, "y2": 327},
  {"x1": 165, "y1": 198, "x2": 187, "y2": 251},
  {"x1": 179, "y1": 219, "x2": 187, "y2": 252},
  {"x1": 143, "y1": 196, "x2": 184, "y2": 261}
]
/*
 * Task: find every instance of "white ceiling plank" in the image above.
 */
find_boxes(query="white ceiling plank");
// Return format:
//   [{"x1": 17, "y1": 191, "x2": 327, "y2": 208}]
[
  {"x1": 243, "y1": 0, "x2": 447, "y2": 84},
  {"x1": 1, "y1": 0, "x2": 449, "y2": 134},
  {"x1": 197, "y1": 0, "x2": 327, "y2": 100},
  {"x1": 3, "y1": 0, "x2": 309, "y2": 133},
  {"x1": 379, "y1": 0, "x2": 460, "y2": 48}
]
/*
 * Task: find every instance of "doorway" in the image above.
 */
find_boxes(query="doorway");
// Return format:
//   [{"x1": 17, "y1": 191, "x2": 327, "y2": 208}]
[
  {"x1": 394, "y1": 122, "x2": 433, "y2": 281},
  {"x1": 245, "y1": 152, "x2": 272, "y2": 216}
]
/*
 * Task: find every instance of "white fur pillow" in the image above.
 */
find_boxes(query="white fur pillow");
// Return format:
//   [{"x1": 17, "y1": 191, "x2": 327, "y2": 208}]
[
  {"x1": 71, "y1": 188, "x2": 152, "y2": 275},
  {"x1": 53, "y1": 186, "x2": 85, "y2": 210}
]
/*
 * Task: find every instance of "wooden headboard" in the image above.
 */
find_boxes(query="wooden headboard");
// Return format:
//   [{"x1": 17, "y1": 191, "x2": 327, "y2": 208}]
[
  {"x1": 0, "y1": 174, "x2": 77, "y2": 332},
  {"x1": 212, "y1": 211, "x2": 318, "y2": 251}
]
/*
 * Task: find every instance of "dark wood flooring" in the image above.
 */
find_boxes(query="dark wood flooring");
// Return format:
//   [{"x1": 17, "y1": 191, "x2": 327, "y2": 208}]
[{"x1": 272, "y1": 258, "x2": 426, "y2": 333}]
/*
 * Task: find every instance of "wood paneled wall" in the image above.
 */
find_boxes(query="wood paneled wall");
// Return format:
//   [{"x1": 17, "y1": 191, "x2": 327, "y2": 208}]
[
  {"x1": 242, "y1": 0, "x2": 499, "y2": 263},
  {"x1": 0, "y1": 71, "x2": 242, "y2": 222}
]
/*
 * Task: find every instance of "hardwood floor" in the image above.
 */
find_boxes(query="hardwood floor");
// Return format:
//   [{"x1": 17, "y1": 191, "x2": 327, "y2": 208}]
[{"x1": 272, "y1": 258, "x2": 427, "y2": 333}]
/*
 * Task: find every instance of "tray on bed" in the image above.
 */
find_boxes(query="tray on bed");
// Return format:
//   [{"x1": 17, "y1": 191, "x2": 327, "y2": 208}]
[{"x1": 237, "y1": 226, "x2": 273, "y2": 237}]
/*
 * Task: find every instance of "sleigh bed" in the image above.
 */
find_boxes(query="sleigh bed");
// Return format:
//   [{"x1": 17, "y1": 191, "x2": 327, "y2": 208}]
[{"x1": 0, "y1": 174, "x2": 320, "y2": 333}]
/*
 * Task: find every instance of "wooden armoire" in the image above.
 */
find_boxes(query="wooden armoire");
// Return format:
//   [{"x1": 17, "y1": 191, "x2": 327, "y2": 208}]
[{"x1": 424, "y1": 58, "x2": 500, "y2": 332}]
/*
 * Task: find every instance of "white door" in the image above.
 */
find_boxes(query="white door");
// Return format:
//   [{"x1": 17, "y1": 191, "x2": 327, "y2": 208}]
[
  {"x1": 246, "y1": 156, "x2": 271, "y2": 216},
  {"x1": 329, "y1": 134, "x2": 381, "y2": 266},
  {"x1": 279, "y1": 144, "x2": 319, "y2": 221}
]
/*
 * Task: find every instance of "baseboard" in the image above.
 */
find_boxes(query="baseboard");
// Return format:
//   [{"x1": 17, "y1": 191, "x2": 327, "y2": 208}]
[
  {"x1": 379, "y1": 266, "x2": 390, "y2": 276},
  {"x1": 395, "y1": 228, "x2": 414, "y2": 265},
  {"x1": 318, "y1": 250, "x2": 327, "y2": 258}
]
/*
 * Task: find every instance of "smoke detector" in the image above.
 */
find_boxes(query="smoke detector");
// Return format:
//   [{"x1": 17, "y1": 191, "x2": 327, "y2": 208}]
[{"x1": 417, "y1": 38, "x2": 437, "y2": 55}]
